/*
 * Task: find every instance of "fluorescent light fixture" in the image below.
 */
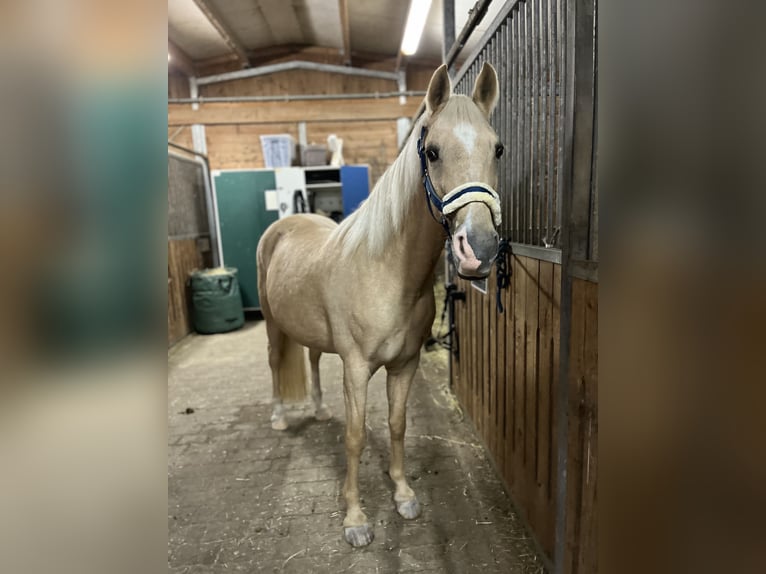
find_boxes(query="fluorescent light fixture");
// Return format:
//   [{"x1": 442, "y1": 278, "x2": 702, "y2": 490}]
[{"x1": 400, "y1": 0, "x2": 433, "y2": 56}]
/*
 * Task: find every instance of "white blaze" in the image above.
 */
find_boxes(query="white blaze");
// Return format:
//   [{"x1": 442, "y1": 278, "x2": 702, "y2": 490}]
[{"x1": 453, "y1": 123, "x2": 477, "y2": 155}]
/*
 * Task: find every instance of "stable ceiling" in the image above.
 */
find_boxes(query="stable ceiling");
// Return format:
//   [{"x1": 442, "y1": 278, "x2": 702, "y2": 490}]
[{"x1": 168, "y1": 0, "x2": 506, "y2": 75}]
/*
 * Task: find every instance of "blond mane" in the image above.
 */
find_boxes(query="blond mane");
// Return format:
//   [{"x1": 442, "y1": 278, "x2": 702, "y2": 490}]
[{"x1": 331, "y1": 96, "x2": 486, "y2": 258}]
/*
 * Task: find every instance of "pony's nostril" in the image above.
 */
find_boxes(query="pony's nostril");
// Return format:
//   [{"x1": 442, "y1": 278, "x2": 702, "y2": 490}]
[{"x1": 458, "y1": 235, "x2": 467, "y2": 257}]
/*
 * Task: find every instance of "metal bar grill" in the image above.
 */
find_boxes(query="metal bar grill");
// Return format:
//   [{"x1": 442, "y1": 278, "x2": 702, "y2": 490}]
[{"x1": 452, "y1": 0, "x2": 594, "y2": 255}]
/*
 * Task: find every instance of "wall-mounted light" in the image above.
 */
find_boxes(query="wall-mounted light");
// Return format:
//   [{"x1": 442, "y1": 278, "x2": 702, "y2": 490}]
[{"x1": 400, "y1": 0, "x2": 433, "y2": 56}]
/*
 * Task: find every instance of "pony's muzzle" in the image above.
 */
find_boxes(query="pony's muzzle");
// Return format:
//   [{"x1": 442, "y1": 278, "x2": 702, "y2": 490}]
[{"x1": 452, "y1": 222, "x2": 499, "y2": 278}]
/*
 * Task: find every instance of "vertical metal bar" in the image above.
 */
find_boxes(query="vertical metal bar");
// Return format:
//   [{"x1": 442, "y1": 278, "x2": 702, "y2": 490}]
[
  {"x1": 510, "y1": 10, "x2": 517, "y2": 242},
  {"x1": 554, "y1": 0, "x2": 572, "y2": 572},
  {"x1": 510, "y1": 13, "x2": 516, "y2": 242},
  {"x1": 541, "y1": 0, "x2": 548, "y2": 243},
  {"x1": 555, "y1": 0, "x2": 567, "y2": 235},
  {"x1": 513, "y1": 9, "x2": 524, "y2": 243},
  {"x1": 498, "y1": 19, "x2": 510, "y2": 237},
  {"x1": 516, "y1": 4, "x2": 525, "y2": 243},
  {"x1": 538, "y1": 0, "x2": 545, "y2": 245},
  {"x1": 546, "y1": 0, "x2": 557, "y2": 244},
  {"x1": 523, "y1": 3, "x2": 530, "y2": 244},
  {"x1": 531, "y1": 0, "x2": 539, "y2": 246},
  {"x1": 487, "y1": 35, "x2": 498, "y2": 125}
]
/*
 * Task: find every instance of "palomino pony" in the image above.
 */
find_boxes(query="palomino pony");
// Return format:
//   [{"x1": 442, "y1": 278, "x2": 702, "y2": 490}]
[{"x1": 256, "y1": 63, "x2": 503, "y2": 547}]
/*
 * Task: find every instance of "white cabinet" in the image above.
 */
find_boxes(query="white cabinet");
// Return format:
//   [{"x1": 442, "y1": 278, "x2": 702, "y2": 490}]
[{"x1": 273, "y1": 167, "x2": 308, "y2": 219}]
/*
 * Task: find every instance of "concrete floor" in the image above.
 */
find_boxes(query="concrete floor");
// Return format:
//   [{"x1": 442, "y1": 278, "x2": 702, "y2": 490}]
[{"x1": 168, "y1": 320, "x2": 545, "y2": 573}]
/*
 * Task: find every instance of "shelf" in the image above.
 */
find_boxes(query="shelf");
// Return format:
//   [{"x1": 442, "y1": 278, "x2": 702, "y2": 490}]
[{"x1": 306, "y1": 182, "x2": 342, "y2": 189}]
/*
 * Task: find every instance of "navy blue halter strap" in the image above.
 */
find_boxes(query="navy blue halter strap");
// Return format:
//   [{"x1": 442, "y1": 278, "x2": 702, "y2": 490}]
[
  {"x1": 416, "y1": 126, "x2": 446, "y2": 230},
  {"x1": 416, "y1": 125, "x2": 499, "y2": 234}
]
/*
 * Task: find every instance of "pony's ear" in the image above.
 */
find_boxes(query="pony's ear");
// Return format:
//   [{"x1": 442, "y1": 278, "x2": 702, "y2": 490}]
[
  {"x1": 426, "y1": 64, "x2": 452, "y2": 114},
  {"x1": 471, "y1": 62, "x2": 499, "y2": 118}
]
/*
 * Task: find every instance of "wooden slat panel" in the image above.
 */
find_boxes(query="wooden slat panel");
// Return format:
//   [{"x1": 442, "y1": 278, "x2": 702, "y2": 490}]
[
  {"x1": 198, "y1": 69, "x2": 398, "y2": 98},
  {"x1": 513, "y1": 255, "x2": 526, "y2": 494},
  {"x1": 566, "y1": 279, "x2": 598, "y2": 574},
  {"x1": 168, "y1": 239, "x2": 204, "y2": 346},
  {"x1": 460, "y1": 278, "x2": 468, "y2": 408},
  {"x1": 525, "y1": 258, "x2": 540, "y2": 491},
  {"x1": 535, "y1": 260, "x2": 555, "y2": 552},
  {"x1": 552, "y1": 262, "x2": 562, "y2": 500},
  {"x1": 496, "y1": 271, "x2": 507, "y2": 474},
  {"x1": 472, "y1": 285, "x2": 480, "y2": 429},
  {"x1": 565, "y1": 277, "x2": 589, "y2": 572},
  {"x1": 448, "y1": 255, "x2": 573, "y2": 565},
  {"x1": 488, "y1": 270, "x2": 498, "y2": 458},
  {"x1": 168, "y1": 98, "x2": 421, "y2": 126},
  {"x1": 576, "y1": 279, "x2": 598, "y2": 574},
  {"x1": 466, "y1": 282, "x2": 473, "y2": 421},
  {"x1": 484, "y1": 279, "x2": 492, "y2": 448},
  {"x1": 168, "y1": 126, "x2": 194, "y2": 151},
  {"x1": 480, "y1": 283, "x2": 488, "y2": 442},
  {"x1": 205, "y1": 124, "x2": 298, "y2": 170},
  {"x1": 504, "y1": 259, "x2": 516, "y2": 483}
]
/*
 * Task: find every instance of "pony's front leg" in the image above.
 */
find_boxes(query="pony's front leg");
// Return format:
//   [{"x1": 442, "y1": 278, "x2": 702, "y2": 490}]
[
  {"x1": 341, "y1": 358, "x2": 373, "y2": 547},
  {"x1": 386, "y1": 356, "x2": 422, "y2": 520}
]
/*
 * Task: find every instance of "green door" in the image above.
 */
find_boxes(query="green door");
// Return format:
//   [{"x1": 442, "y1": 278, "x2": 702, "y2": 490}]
[{"x1": 213, "y1": 170, "x2": 279, "y2": 309}]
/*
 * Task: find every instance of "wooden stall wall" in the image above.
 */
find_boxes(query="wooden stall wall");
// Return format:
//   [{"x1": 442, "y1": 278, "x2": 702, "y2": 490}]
[
  {"x1": 450, "y1": 263, "x2": 598, "y2": 573},
  {"x1": 168, "y1": 64, "x2": 433, "y2": 183},
  {"x1": 451, "y1": 255, "x2": 561, "y2": 557},
  {"x1": 167, "y1": 155, "x2": 212, "y2": 346},
  {"x1": 168, "y1": 239, "x2": 205, "y2": 346},
  {"x1": 564, "y1": 278, "x2": 598, "y2": 574}
]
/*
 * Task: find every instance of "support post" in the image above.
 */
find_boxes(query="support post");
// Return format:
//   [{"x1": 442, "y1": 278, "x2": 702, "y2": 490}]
[{"x1": 442, "y1": 0, "x2": 455, "y2": 64}]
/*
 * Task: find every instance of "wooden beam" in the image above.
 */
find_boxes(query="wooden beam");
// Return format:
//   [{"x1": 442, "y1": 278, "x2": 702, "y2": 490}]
[
  {"x1": 168, "y1": 98, "x2": 422, "y2": 126},
  {"x1": 442, "y1": 0, "x2": 455, "y2": 64},
  {"x1": 339, "y1": 0, "x2": 351, "y2": 65},
  {"x1": 191, "y1": 0, "x2": 249, "y2": 68},
  {"x1": 168, "y1": 40, "x2": 196, "y2": 77},
  {"x1": 194, "y1": 46, "x2": 441, "y2": 77}
]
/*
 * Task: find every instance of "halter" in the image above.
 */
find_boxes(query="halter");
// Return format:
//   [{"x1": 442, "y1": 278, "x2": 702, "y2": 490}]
[{"x1": 416, "y1": 125, "x2": 502, "y2": 238}]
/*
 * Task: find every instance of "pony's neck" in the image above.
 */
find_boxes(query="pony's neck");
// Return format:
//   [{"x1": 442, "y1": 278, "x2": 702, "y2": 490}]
[
  {"x1": 385, "y1": 133, "x2": 446, "y2": 292},
  {"x1": 398, "y1": 183, "x2": 446, "y2": 289},
  {"x1": 332, "y1": 118, "x2": 445, "y2": 290}
]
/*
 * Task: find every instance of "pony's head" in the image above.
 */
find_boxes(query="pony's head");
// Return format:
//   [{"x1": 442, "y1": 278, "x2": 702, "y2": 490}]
[{"x1": 420, "y1": 63, "x2": 502, "y2": 279}]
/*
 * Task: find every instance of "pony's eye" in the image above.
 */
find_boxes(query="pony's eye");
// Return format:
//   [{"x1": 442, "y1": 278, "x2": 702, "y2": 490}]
[
  {"x1": 426, "y1": 148, "x2": 439, "y2": 162},
  {"x1": 495, "y1": 144, "x2": 505, "y2": 158}
]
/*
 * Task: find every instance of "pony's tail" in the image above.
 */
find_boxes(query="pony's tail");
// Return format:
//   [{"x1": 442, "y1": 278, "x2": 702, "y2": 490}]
[{"x1": 277, "y1": 337, "x2": 309, "y2": 403}]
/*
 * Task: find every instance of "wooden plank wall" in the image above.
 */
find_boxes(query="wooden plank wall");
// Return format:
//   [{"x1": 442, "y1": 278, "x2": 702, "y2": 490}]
[
  {"x1": 564, "y1": 278, "x2": 598, "y2": 574},
  {"x1": 451, "y1": 254, "x2": 561, "y2": 557},
  {"x1": 168, "y1": 65, "x2": 434, "y2": 183},
  {"x1": 450, "y1": 262, "x2": 598, "y2": 574},
  {"x1": 168, "y1": 238, "x2": 204, "y2": 346}
]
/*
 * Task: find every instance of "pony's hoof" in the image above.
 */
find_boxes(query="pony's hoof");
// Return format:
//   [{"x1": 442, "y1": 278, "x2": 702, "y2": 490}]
[
  {"x1": 396, "y1": 498, "x2": 421, "y2": 520},
  {"x1": 271, "y1": 417, "x2": 288, "y2": 431},
  {"x1": 315, "y1": 405, "x2": 332, "y2": 421},
  {"x1": 343, "y1": 524, "x2": 374, "y2": 547}
]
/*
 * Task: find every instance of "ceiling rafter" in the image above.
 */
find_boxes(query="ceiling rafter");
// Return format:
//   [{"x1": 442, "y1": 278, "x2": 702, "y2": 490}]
[
  {"x1": 339, "y1": 0, "x2": 351, "y2": 65},
  {"x1": 191, "y1": 0, "x2": 250, "y2": 68}
]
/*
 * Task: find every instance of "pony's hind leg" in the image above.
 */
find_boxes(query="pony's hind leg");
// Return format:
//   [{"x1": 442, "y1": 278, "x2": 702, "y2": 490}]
[
  {"x1": 341, "y1": 357, "x2": 374, "y2": 547},
  {"x1": 386, "y1": 357, "x2": 422, "y2": 520},
  {"x1": 266, "y1": 321, "x2": 288, "y2": 431},
  {"x1": 309, "y1": 349, "x2": 331, "y2": 421}
]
